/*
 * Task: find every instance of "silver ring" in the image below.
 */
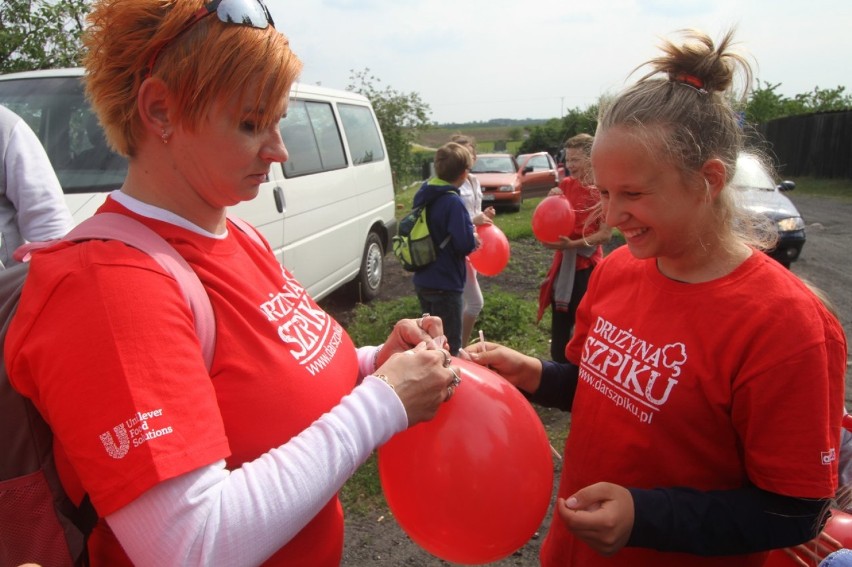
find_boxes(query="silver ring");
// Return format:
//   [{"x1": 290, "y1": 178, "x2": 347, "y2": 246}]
[
  {"x1": 445, "y1": 385, "x2": 455, "y2": 401},
  {"x1": 449, "y1": 367, "x2": 461, "y2": 387},
  {"x1": 418, "y1": 313, "x2": 429, "y2": 329},
  {"x1": 441, "y1": 350, "x2": 451, "y2": 368}
]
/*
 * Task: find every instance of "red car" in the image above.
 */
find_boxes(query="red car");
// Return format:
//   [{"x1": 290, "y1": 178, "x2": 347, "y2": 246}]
[
  {"x1": 516, "y1": 152, "x2": 560, "y2": 196},
  {"x1": 472, "y1": 152, "x2": 559, "y2": 212}
]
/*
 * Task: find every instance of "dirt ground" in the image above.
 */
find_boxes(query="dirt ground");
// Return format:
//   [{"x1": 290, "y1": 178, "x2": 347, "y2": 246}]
[{"x1": 318, "y1": 192, "x2": 852, "y2": 567}]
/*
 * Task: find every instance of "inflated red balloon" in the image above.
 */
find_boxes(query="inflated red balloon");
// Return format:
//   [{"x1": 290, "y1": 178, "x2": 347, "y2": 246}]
[
  {"x1": 468, "y1": 223, "x2": 511, "y2": 276},
  {"x1": 764, "y1": 509, "x2": 852, "y2": 566},
  {"x1": 378, "y1": 357, "x2": 554, "y2": 565},
  {"x1": 531, "y1": 195, "x2": 576, "y2": 243}
]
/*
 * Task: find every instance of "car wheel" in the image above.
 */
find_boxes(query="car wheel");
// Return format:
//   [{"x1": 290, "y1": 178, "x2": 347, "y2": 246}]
[{"x1": 354, "y1": 231, "x2": 384, "y2": 302}]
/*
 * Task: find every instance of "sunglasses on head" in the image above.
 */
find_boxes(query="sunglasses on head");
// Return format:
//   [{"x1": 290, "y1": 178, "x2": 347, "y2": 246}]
[{"x1": 144, "y1": 0, "x2": 275, "y2": 79}]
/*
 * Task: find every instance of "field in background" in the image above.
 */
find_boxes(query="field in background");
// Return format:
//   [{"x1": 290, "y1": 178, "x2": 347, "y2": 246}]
[{"x1": 416, "y1": 125, "x2": 524, "y2": 154}]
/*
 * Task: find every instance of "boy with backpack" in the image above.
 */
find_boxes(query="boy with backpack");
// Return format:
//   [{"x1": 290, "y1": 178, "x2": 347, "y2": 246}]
[{"x1": 412, "y1": 142, "x2": 478, "y2": 355}]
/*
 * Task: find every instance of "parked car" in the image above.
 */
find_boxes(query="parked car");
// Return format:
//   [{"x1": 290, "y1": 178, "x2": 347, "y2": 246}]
[
  {"x1": 731, "y1": 153, "x2": 806, "y2": 268},
  {"x1": 516, "y1": 152, "x2": 560, "y2": 197},
  {"x1": 471, "y1": 153, "x2": 522, "y2": 211},
  {"x1": 472, "y1": 152, "x2": 558, "y2": 212},
  {"x1": 0, "y1": 68, "x2": 397, "y2": 301}
]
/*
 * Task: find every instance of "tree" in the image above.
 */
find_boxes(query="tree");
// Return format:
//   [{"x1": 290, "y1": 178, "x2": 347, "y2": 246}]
[
  {"x1": 745, "y1": 81, "x2": 852, "y2": 124},
  {"x1": 347, "y1": 68, "x2": 432, "y2": 187},
  {"x1": 0, "y1": 0, "x2": 88, "y2": 73},
  {"x1": 517, "y1": 105, "x2": 598, "y2": 155}
]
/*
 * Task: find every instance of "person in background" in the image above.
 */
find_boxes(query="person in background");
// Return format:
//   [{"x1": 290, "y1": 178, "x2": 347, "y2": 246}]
[
  {"x1": 538, "y1": 133, "x2": 612, "y2": 362},
  {"x1": 0, "y1": 104, "x2": 74, "y2": 268},
  {"x1": 449, "y1": 133, "x2": 495, "y2": 347},
  {"x1": 5, "y1": 0, "x2": 460, "y2": 565},
  {"x1": 465, "y1": 28, "x2": 846, "y2": 566},
  {"x1": 412, "y1": 142, "x2": 478, "y2": 355}
]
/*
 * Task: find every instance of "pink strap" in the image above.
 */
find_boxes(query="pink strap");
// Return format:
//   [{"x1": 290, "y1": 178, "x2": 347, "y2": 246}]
[
  {"x1": 20, "y1": 213, "x2": 215, "y2": 371},
  {"x1": 227, "y1": 215, "x2": 268, "y2": 251}
]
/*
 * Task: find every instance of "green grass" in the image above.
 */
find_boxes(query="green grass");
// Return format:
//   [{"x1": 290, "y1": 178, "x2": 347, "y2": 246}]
[{"x1": 794, "y1": 177, "x2": 852, "y2": 200}]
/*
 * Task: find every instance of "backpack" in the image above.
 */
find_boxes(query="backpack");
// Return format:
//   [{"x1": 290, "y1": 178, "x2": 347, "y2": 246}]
[
  {"x1": 392, "y1": 192, "x2": 452, "y2": 272},
  {"x1": 0, "y1": 212, "x2": 261, "y2": 567}
]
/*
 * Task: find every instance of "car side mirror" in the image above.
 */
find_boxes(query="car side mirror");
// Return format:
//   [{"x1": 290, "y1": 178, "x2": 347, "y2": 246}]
[
  {"x1": 522, "y1": 166, "x2": 533, "y2": 174},
  {"x1": 777, "y1": 180, "x2": 796, "y2": 192}
]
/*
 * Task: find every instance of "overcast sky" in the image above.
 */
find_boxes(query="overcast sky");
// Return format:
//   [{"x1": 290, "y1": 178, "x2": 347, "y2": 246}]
[{"x1": 266, "y1": 0, "x2": 852, "y2": 125}]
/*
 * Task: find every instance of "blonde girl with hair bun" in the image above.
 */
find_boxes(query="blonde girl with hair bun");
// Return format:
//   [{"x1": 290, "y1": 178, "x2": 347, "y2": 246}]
[{"x1": 465, "y1": 28, "x2": 847, "y2": 567}]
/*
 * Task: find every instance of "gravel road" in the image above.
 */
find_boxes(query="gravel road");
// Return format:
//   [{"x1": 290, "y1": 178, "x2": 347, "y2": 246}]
[{"x1": 785, "y1": 193, "x2": 852, "y2": 402}]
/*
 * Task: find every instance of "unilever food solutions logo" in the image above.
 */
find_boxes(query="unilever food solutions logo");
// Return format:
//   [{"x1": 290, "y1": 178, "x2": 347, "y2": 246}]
[
  {"x1": 100, "y1": 408, "x2": 172, "y2": 459},
  {"x1": 579, "y1": 315, "x2": 687, "y2": 425}
]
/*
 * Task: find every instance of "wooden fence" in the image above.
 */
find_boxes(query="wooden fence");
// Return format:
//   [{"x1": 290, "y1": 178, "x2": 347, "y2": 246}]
[{"x1": 757, "y1": 110, "x2": 852, "y2": 179}]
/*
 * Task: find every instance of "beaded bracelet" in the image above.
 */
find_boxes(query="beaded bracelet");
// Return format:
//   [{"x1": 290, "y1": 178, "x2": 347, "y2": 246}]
[{"x1": 374, "y1": 374, "x2": 394, "y2": 391}]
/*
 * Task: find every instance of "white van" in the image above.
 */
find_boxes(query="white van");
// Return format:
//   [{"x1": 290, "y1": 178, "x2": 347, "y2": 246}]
[{"x1": 0, "y1": 68, "x2": 397, "y2": 301}]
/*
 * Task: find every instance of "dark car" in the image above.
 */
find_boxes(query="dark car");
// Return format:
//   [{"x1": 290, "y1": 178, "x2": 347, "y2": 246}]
[{"x1": 732, "y1": 153, "x2": 806, "y2": 268}]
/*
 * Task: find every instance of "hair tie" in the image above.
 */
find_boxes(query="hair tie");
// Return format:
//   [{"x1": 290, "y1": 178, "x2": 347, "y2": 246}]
[{"x1": 672, "y1": 72, "x2": 706, "y2": 93}]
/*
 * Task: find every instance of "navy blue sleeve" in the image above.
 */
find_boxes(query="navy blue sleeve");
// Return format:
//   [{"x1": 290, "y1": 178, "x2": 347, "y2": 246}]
[
  {"x1": 528, "y1": 360, "x2": 830, "y2": 555},
  {"x1": 446, "y1": 197, "x2": 476, "y2": 255},
  {"x1": 628, "y1": 485, "x2": 830, "y2": 555},
  {"x1": 523, "y1": 359, "x2": 578, "y2": 411}
]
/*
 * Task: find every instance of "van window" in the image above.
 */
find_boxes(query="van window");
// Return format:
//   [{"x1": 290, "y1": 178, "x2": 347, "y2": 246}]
[
  {"x1": 0, "y1": 76, "x2": 127, "y2": 194},
  {"x1": 280, "y1": 99, "x2": 346, "y2": 178},
  {"x1": 337, "y1": 103, "x2": 385, "y2": 165}
]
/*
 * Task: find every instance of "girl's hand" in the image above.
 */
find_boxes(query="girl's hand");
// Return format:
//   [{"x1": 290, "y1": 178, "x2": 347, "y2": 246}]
[
  {"x1": 461, "y1": 341, "x2": 542, "y2": 393},
  {"x1": 542, "y1": 236, "x2": 575, "y2": 250},
  {"x1": 556, "y1": 482, "x2": 635, "y2": 556},
  {"x1": 473, "y1": 211, "x2": 494, "y2": 226}
]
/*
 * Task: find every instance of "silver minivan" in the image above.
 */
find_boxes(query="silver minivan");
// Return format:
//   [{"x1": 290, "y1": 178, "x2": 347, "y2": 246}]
[{"x1": 0, "y1": 68, "x2": 397, "y2": 301}]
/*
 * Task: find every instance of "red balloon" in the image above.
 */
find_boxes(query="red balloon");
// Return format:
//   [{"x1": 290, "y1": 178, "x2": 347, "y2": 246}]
[
  {"x1": 764, "y1": 509, "x2": 852, "y2": 566},
  {"x1": 468, "y1": 223, "x2": 511, "y2": 276},
  {"x1": 378, "y1": 357, "x2": 554, "y2": 565},
  {"x1": 531, "y1": 195, "x2": 576, "y2": 243}
]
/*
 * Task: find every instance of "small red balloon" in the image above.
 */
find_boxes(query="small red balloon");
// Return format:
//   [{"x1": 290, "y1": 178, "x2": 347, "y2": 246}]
[
  {"x1": 531, "y1": 195, "x2": 576, "y2": 243},
  {"x1": 378, "y1": 357, "x2": 554, "y2": 565},
  {"x1": 468, "y1": 223, "x2": 510, "y2": 276}
]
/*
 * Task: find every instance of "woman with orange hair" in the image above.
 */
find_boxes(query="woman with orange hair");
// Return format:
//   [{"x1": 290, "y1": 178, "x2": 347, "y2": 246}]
[{"x1": 5, "y1": 0, "x2": 459, "y2": 564}]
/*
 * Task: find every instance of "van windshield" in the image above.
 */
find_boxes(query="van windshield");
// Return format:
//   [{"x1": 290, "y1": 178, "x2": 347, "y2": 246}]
[{"x1": 0, "y1": 76, "x2": 127, "y2": 194}]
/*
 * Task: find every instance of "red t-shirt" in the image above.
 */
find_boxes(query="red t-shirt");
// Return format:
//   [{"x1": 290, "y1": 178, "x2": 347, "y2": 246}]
[
  {"x1": 536, "y1": 177, "x2": 606, "y2": 321},
  {"x1": 540, "y1": 247, "x2": 847, "y2": 567},
  {"x1": 559, "y1": 176, "x2": 603, "y2": 270},
  {"x1": 6, "y1": 199, "x2": 358, "y2": 566}
]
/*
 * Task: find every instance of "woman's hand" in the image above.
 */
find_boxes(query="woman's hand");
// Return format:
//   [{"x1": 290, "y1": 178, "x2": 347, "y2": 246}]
[
  {"x1": 461, "y1": 341, "x2": 543, "y2": 394},
  {"x1": 556, "y1": 482, "x2": 635, "y2": 556},
  {"x1": 377, "y1": 315, "x2": 447, "y2": 367},
  {"x1": 375, "y1": 343, "x2": 460, "y2": 426}
]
